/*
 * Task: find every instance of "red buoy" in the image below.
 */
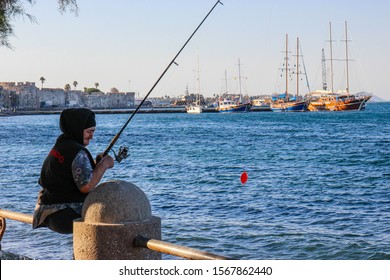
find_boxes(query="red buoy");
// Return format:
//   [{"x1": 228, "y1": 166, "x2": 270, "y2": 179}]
[{"x1": 240, "y1": 171, "x2": 248, "y2": 185}]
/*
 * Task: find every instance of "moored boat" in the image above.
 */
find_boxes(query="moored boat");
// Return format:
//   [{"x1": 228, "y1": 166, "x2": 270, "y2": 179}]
[
  {"x1": 251, "y1": 97, "x2": 271, "y2": 111},
  {"x1": 307, "y1": 90, "x2": 331, "y2": 111},
  {"x1": 308, "y1": 91, "x2": 372, "y2": 112},
  {"x1": 216, "y1": 98, "x2": 251, "y2": 113},
  {"x1": 326, "y1": 93, "x2": 371, "y2": 111},
  {"x1": 271, "y1": 101, "x2": 308, "y2": 112},
  {"x1": 216, "y1": 59, "x2": 251, "y2": 113},
  {"x1": 271, "y1": 94, "x2": 308, "y2": 112},
  {"x1": 186, "y1": 104, "x2": 202, "y2": 114},
  {"x1": 309, "y1": 22, "x2": 372, "y2": 112},
  {"x1": 186, "y1": 51, "x2": 203, "y2": 114},
  {"x1": 285, "y1": 100, "x2": 308, "y2": 112},
  {"x1": 271, "y1": 35, "x2": 309, "y2": 112}
]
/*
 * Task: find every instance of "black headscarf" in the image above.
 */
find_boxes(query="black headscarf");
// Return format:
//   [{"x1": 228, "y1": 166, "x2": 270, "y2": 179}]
[{"x1": 59, "y1": 108, "x2": 96, "y2": 145}]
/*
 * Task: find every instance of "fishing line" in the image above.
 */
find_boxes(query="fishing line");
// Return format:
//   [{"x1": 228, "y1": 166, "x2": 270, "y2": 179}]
[{"x1": 101, "y1": 0, "x2": 223, "y2": 162}]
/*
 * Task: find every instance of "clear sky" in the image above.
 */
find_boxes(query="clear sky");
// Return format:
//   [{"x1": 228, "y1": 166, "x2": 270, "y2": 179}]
[{"x1": 1, "y1": 0, "x2": 389, "y2": 100}]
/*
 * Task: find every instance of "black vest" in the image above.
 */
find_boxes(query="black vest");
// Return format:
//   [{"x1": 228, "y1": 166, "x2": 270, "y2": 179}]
[{"x1": 37, "y1": 135, "x2": 96, "y2": 204}]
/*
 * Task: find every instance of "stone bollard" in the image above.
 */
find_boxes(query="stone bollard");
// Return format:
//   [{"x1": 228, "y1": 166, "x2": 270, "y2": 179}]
[{"x1": 73, "y1": 180, "x2": 161, "y2": 260}]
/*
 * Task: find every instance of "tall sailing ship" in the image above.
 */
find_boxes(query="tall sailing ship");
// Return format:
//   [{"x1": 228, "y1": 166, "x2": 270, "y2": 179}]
[
  {"x1": 308, "y1": 22, "x2": 372, "y2": 111},
  {"x1": 271, "y1": 35, "x2": 309, "y2": 112}
]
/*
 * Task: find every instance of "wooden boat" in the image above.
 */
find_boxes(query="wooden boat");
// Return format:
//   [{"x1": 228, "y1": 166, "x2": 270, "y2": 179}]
[
  {"x1": 271, "y1": 35, "x2": 309, "y2": 112},
  {"x1": 308, "y1": 22, "x2": 372, "y2": 111},
  {"x1": 309, "y1": 91, "x2": 371, "y2": 111},
  {"x1": 272, "y1": 99, "x2": 308, "y2": 112},
  {"x1": 307, "y1": 91, "x2": 330, "y2": 111},
  {"x1": 326, "y1": 94, "x2": 371, "y2": 111}
]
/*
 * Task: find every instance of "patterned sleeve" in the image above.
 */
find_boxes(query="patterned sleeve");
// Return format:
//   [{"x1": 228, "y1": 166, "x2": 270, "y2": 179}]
[{"x1": 71, "y1": 150, "x2": 93, "y2": 190}]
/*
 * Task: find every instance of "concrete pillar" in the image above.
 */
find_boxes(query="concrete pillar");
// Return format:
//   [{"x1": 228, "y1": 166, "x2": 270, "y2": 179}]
[{"x1": 73, "y1": 180, "x2": 161, "y2": 260}]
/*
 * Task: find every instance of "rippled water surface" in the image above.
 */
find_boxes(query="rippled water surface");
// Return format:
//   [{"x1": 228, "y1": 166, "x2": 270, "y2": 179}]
[{"x1": 1, "y1": 103, "x2": 389, "y2": 260}]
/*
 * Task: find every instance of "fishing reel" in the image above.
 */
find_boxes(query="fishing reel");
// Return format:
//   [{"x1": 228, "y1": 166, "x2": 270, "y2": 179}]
[{"x1": 111, "y1": 146, "x2": 129, "y2": 163}]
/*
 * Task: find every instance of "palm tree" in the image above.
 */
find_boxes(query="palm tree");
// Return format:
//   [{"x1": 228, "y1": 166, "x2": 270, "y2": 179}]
[
  {"x1": 40, "y1": 77, "x2": 45, "y2": 89},
  {"x1": 95, "y1": 82, "x2": 99, "y2": 89},
  {"x1": 64, "y1": 84, "x2": 71, "y2": 91},
  {"x1": 73, "y1": 81, "x2": 78, "y2": 90}
]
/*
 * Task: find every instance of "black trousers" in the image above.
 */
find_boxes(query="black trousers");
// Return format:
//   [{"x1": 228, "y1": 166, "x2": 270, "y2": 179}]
[{"x1": 43, "y1": 208, "x2": 81, "y2": 234}]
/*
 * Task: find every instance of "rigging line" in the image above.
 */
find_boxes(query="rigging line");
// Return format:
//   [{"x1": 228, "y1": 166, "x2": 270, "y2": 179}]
[
  {"x1": 102, "y1": 0, "x2": 223, "y2": 158},
  {"x1": 299, "y1": 42, "x2": 311, "y2": 93}
]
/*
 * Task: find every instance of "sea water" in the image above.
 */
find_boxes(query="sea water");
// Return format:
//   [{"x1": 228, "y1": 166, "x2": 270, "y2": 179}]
[{"x1": 0, "y1": 103, "x2": 389, "y2": 260}]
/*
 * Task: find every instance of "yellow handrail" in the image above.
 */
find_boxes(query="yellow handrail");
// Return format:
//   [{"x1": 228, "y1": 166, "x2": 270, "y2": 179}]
[
  {"x1": 0, "y1": 209, "x2": 33, "y2": 224},
  {"x1": 134, "y1": 235, "x2": 230, "y2": 260}
]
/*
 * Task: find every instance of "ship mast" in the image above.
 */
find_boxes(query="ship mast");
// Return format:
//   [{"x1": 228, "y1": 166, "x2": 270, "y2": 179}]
[
  {"x1": 237, "y1": 58, "x2": 243, "y2": 103},
  {"x1": 329, "y1": 22, "x2": 334, "y2": 95},
  {"x1": 238, "y1": 58, "x2": 242, "y2": 96},
  {"x1": 196, "y1": 50, "x2": 201, "y2": 105},
  {"x1": 296, "y1": 37, "x2": 299, "y2": 99},
  {"x1": 285, "y1": 34, "x2": 289, "y2": 99},
  {"x1": 344, "y1": 21, "x2": 350, "y2": 95}
]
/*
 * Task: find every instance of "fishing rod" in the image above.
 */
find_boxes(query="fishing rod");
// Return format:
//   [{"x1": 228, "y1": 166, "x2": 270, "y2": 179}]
[{"x1": 101, "y1": 0, "x2": 223, "y2": 163}]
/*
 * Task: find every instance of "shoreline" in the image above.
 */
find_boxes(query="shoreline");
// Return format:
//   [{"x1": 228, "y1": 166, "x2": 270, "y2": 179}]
[{"x1": 0, "y1": 106, "x2": 271, "y2": 117}]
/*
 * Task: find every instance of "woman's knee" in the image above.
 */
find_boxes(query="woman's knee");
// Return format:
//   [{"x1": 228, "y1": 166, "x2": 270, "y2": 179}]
[{"x1": 43, "y1": 208, "x2": 80, "y2": 234}]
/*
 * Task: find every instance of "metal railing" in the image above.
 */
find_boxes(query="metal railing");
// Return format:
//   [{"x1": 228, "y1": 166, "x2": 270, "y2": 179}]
[
  {"x1": 0, "y1": 209, "x2": 33, "y2": 248},
  {"x1": 0, "y1": 208, "x2": 229, "y2": 260},
  {"x1": 134, "y1": 235, "x2": 229, "y2": 260}
]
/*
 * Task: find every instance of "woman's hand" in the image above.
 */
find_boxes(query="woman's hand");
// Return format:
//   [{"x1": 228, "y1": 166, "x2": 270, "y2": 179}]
[
  {"x1": 99, "y1": 154, "x2": 114, "y2": 169},
  {"x1": 79, "y1": 155, "x2": 114, "y2": 193}
]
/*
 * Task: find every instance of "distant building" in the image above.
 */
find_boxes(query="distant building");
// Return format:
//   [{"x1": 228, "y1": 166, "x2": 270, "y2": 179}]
[
  {"x1": 0, "y1": 81, "x2": 135, "y2": 110},
  {"x1": 0, "y1": 82, "x2": 38, "y2": 109}
]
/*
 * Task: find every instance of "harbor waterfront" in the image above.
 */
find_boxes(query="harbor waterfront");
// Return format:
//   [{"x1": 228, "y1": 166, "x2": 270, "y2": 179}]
[
  {"x1": 0, "y1": 102, "x2": 389, "y2": 260},
  {"x1": 0, "y1": 106, "x2": 271, "y2": 117}
]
